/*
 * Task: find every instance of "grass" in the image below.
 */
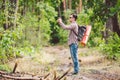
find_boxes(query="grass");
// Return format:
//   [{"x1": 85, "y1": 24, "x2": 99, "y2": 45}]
[{"x1": 0, "y1": 64, "x2": 11, "y2": 72}]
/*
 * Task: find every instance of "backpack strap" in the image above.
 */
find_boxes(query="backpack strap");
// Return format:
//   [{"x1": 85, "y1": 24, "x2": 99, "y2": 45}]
[
  {"x1": 72, "y1": 25, "x2": 78, "y2": 37},
  {"x1": 72, "y1": 29, "x2": 78, "y2": 37}
]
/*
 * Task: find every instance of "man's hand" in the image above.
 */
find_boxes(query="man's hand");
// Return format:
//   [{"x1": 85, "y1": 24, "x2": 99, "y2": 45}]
[{"x1": 57, "y1": 18, "x2": 62, "y2": 23}]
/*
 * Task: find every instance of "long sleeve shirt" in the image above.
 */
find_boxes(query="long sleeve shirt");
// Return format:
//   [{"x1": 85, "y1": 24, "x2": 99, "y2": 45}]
[{"x1": 59, "y1": 21, "x2": 78, "y2": 45}]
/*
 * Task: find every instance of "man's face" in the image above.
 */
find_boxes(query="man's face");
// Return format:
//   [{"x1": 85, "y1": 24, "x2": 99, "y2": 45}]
[{"x1": 69, "y1": 15, "x2": 75, "y2": 22}]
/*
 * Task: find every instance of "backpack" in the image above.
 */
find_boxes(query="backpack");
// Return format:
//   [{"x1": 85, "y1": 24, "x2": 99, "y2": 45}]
[{"x1": 72, "y1": 25, "x2": 86, "y2": 41}]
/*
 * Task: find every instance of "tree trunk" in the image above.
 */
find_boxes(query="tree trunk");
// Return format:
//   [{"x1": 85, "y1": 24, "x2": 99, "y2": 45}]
[
  {"x1": 14, "y1": 0, "x2": 19, "y2": 28},
  {"x1": 68, "y1": 0, "x2": 71, "y2": 9},
  {"x1": 76, "y1": 0, "x2": 82, "y2": 13},
  {"x1": 63, "y1": 0, "x2": 66, "y2": 11},
  {"x1": 104, "y1": 18, "x2": 112, "y2": 43},
  {"x1": 3, "y1": 0, "x2": 8, "y2": 30},
  {"x1": 4, "y1": 0, "x2": 18, "y2": 30},
  {"x1": 112, "y1": 14, "x2": 120, "y2": 36},
  {"x1": 104, "y1": 0, "x2": 112, "y2": 43},
  {"x1": 78, "y1": 0, "x2": 82, "y2": 13},
  {"x1": 58, "y1": 5, "x2": 61, "y2": 17},
  {"x1": 105, "y1": 0, "x2": 120, "y2": 36}
]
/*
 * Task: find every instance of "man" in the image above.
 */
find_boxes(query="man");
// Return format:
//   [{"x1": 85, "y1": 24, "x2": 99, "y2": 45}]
[{"x1": 57, "y1": 14, "x2": 79, "y2": 74}]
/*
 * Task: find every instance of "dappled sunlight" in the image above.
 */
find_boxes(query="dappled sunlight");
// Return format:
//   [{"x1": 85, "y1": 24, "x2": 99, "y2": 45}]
[
  {"x1": 6, "y1": 46, "x2": 120, "y2": 80},
  {"x1": 0, "y1": 0, "x2": 120, "y2": 79},
  {"x1": 33, "y1": 52, "x2": 55, "y2": 64}
]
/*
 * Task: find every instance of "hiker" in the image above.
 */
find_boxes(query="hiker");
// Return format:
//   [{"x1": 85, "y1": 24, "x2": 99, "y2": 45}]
[{"x1": 57, "y1": 13, "x2": 79, "y2": 74}]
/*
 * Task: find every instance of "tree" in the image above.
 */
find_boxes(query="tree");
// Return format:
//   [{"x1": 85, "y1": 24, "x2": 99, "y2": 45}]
[
  {"x1": 83, "y1": 0, "x2": 120, "y2": 38},
  {"x1": 0, "y1": 0, "x2": 58, "y2": 63},
  {"x1": 83, "y1": 0, "x2": 120, "y2": 59},
  {"x1": 105, "y1": 0, "x2": 120, "y2": 37}
]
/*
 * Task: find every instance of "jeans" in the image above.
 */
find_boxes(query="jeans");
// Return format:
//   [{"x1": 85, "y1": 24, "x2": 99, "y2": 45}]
[{"x1": 69, "y1": 43, "x2": 79, "y2": 73}]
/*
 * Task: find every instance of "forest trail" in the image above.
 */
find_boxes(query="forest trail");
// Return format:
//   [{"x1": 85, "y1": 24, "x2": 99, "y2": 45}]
[{"x1": 8, "y1": 45, "x2": 120, "y2": 80}]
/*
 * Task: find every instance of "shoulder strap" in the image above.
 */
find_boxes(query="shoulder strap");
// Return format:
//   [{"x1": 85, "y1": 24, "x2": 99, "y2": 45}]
[
  {"x1": 72, "y1": 29, "x2": 78, "y2": 36},
  {"x1": 72, "y1": 25, "x2": 79, "y2": 36}
]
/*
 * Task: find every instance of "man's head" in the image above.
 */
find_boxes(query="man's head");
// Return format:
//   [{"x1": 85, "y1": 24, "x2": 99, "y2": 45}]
[{"x1": 69, "y1": 13, "x2": 77, "y2": 22}]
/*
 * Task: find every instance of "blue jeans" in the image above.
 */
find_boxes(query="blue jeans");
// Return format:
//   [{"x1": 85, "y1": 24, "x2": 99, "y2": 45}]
[{"x1": 69, "y1": 43, "x2": 79, "y2": 73}]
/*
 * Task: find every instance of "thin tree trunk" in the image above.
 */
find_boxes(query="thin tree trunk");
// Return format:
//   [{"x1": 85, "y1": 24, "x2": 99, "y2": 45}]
[
  {"x1": 7, "y1": 0, "x2": 17, "y2": 30},
  {"x1": 112, "y1": 14, "x2": 120, "y2": 36},
  {"x1": 104, "y1": 18, "x2": 112, "y2": 43},
  {"x1": 58, "y1": 6, "x2": 61, "y2": 17},
  {"x1": 21, "y1": 0, "x2": 25, "y2": 15},
  {"x1": 79, "y1": 0, "x2": 82, "y2": 13},
  {"x1": 3, "y1": 0, "x2": 8, "y2": 30},
  {"x1": 14, "y1": 0, "x2": 19, "y2": 28},
  {"x1": 68, "y1": 0, "x2": 71, "y2": 9},
  {"x1": 104, "y1": 0, "x2": 112, "y2": 43},
  {"x1": 76, "y1": 0, "x2": 82, "y2": 13},
  {"x1": 63, "y1": 0, "x2": 66, "y2": 11}
]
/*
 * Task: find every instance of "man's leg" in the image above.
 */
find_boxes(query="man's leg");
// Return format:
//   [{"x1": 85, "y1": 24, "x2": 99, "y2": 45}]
[{"x1": 69, "y1": 43, "x2": 79, "y2": 74}]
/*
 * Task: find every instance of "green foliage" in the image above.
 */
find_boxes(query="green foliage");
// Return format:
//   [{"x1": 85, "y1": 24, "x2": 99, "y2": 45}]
[
  {"x1": 21, "y1": 13, "x2": 41, "y2": 46},
  {"x1": 44, "y1": 0, "x2": 62, "y2": 8},
  {"x1": 77, "y1": 9, "x2": 104, "y2": 47},
  {"x1": 83, "y1": 0, "x2": 120, "y2": 23},
  {"x1": 37, "y1": 2, "x2": 57, "y2": 44},
  {"x1": 58, "y1": 29, "x2": 68, "y2": 43},
  {"x1": 0, "y1": 0, "x2": 59, "y2": 64},
  {"x1": 77, "y1": 9, "x2": 92, "y2": 25},
  {"x1": 72, "y1": 0, "x2": 80, "y2": 9},
  {"x1": 99, "y1": 33, "x2": 120, "y2": 60},
  {"x1": 57, "y1": 9, "x2": 72, "y2": 44},
  {"x1": 88, "y1": 21, "x2": 104, "y2": 47},
  {"x1": 0, "y1": 0, "x2": 120, "y2": 64},
  {"x1": 82, "y1": 0, "x2": 120, "y2": 59},
  {"x1": 0, "y1": 64, "x2": 11, "y2": 72},
  {"x1": 0, "y1": 30, "x2": 21, "y2": 62},
  {"x1": 37, "y1": 2, "x2": 57, "y2": 45},
  {"x1": 19, "y1": 1, "x2": 57, "y2": 46},
  {"x1": 0, "y1": 26, "x2": 35, "y2": 63}
]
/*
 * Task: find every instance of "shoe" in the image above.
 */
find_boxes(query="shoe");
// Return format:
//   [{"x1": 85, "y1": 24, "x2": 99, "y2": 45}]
[
  {"x1": 72, "y1": 72, "x2": 78, "y2": 75},
  {"x1": 67, "y1": 72, "x2": 78, "y2": 76}
]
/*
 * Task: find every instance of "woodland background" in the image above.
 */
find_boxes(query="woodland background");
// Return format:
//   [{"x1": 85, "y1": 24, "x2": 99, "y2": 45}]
[{"x1": 0, "y1": 0, "x2": 120, "y2": 70}]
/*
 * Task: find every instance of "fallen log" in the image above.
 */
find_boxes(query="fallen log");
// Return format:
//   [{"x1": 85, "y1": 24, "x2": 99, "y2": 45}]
[
  {"x1": 0, "y1": 70, "x2": 8, "y2": 74},
  {"x1": 44, "y1": 73, "x2": 50, "y2": 79},
  {"x1": 2, "y1": 74, "x2": 41, "y2": 80},
  {"x1": 58, "y1": 68, "x2": 71, "y2": 80},
  {"x1": 56, "y1": 68, "x2": 71, "y2": 80},
  {"x1": 0, "y1": 68, "x2": 71, "y2": 80}
]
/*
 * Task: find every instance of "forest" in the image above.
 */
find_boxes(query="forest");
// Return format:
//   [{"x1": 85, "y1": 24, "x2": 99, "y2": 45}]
[{"x1": 0, "y1": 0, "x2": 120, "y2": 80}]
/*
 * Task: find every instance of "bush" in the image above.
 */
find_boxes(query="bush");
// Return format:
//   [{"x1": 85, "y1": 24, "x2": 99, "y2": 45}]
[
  {"x1": 0, "y1": 30, "x2": 21, "y2": 63},
  {"x1": 99, "y1": 33, "x2": 120, "y2": 60},
  {"x1": 0, "y1": 64, "x2": 11, "y2": 72},
  {"x1": 0, "y1": 27, "x2": 35, "y2": 63}
]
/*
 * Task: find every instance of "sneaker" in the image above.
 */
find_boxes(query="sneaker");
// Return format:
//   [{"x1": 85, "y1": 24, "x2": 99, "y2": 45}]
[
  {"x1": 72, "y1": 72, "x2": 78, "y2": 75},
  {"x1": 67, "y1": 72, "x2": 79, "y2": 76}
]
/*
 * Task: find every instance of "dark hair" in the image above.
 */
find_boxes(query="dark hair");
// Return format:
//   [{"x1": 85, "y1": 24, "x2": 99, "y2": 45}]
[{"x1": 71, "y1": 13, "x2": 77, "y2": 21}]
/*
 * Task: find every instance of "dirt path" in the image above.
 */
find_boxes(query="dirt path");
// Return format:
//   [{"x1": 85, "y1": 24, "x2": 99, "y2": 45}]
[{"x1": 8, "y1": 45, "x2": 120, "y2": 80}]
